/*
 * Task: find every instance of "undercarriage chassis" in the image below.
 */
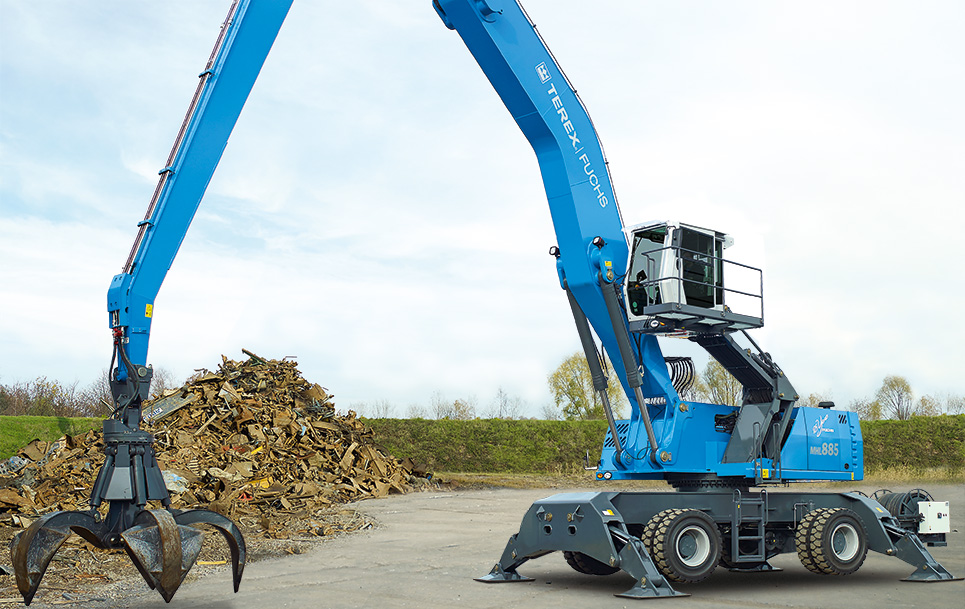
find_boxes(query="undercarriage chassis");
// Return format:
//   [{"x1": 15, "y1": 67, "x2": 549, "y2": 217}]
[{"x1": 476, "y1": 490, "x2": 960, "y2": 599}]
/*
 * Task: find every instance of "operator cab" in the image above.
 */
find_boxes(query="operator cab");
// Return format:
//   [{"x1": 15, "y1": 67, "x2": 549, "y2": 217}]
[{"x1": 623, "y1": 221, "x2": 763, "y2": 335}]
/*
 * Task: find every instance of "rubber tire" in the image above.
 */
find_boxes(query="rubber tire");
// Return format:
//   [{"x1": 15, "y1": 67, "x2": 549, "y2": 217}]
[
  {"x1": 795, "y1": 508, "x2": 869, "y2": 575},
  {"x1": 562, "y1": 551, "x2": 619, "y2": 576},
  {"x1": 641, "y1": 509, "x2": 682, "y2": 556},
  {"x1": 650, "y1": 509, "x2": 722, "y2": 583}
]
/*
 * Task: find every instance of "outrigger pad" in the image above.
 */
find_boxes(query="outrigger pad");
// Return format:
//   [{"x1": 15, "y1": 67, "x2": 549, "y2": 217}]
[
  {"x1": 475, "y1": 564, "x2": 535, "y2": 583},
  {"x1": 611, "y1": 536, "x2": 689, "y2": 599},
  {"x1": 615, "y1": 583, "x2": 690, "y2": 600},
  {"x1": 902, "y1": 569, "x2": 965, "y2": 583}
]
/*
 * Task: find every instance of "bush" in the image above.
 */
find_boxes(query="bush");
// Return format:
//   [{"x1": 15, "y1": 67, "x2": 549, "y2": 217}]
[
  {"x1": 861, "y1": 414, "x2": 964, "y2": 472},
  {"x1": 0, "y1": 377, "x2": 103, "y2": 417},
  {"x1": 368, "y1": 415, "x2": 965, "y2": 475},
  {"x1": 366, "y1": 418, "x2": 608, "y2": 473}
]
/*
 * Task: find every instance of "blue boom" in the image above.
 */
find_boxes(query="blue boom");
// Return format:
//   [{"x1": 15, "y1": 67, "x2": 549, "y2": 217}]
[
  {"x1": 11, "y1": 2, "x2": 292, "y2": 606},
  {"x1": 434, "y1": 0, "x2": 861, "y2": 484},
  {"x1": 108, "y1": 0, "x2": 291, "y2": 382},
  {"x1": 434, "y1": 0, "x2": 685, "y2": 478}
]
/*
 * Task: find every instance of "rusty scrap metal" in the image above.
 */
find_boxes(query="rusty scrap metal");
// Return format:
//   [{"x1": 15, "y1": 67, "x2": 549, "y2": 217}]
[
  {"x1": 2, "y1": 351, "x2": 428, "y2": 603},
  {"x1": 2, "y1": 352, "x2": 425, "y2": 522}
]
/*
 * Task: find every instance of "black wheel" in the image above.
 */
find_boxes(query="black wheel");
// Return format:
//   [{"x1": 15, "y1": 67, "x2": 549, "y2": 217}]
[
  {"x1": 641, "y1": 509, "x2": 681, "y2": 555},
  {"x1": 795, "y1": 508, "x2": 868, "y2": 575},
  {"x1": 562, "y1": 550, "x2": 619, "y2": 576},
  {"x1": 650, "y1": 509, "x2": 722, "y2": 583}
]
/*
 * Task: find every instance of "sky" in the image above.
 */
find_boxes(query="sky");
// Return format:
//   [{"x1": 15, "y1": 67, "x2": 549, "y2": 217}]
[{"x1": 1, "y1": 1, "x2": 963, "y2": 419}]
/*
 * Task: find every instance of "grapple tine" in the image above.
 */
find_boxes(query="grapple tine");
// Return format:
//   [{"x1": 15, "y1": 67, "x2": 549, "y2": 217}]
[
  {"x1": 9, "y1": 511, "x2": 105, "y2": 606},
  {"x1": 173, "y1": 509, "x2": 247, "y2": 592},
  {"x1": 121, "y1": 510, "x2": 204, "y2": 603}
]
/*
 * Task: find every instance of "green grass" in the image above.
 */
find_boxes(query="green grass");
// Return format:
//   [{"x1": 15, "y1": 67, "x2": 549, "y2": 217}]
[
  {"x1": 0, "y1": 415, "x2": 102, "y2": 459},
  {"x1": 365, "y1": 418, "x2": 609, "y2": 474}
]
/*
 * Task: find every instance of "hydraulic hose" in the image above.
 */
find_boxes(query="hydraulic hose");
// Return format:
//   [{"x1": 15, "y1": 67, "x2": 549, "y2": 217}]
[{"x1": 111, "y1": 329, "x2": 141, "y2": 419}]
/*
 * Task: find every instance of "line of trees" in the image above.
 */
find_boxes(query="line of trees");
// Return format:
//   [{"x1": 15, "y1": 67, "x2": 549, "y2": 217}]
[
  {"x1": 544, "y1": 351, "x2": 741, "y2": 420},
  {"x1": 545, "y1": 351, "x2": 964, "y2": 421},
  {"x1": 848, "y1": 375, "x2": 964, "y2": 420},
  {"x1": 5, "y1": 357, "x2": 960, "y2": 423},
  {"x1": 353, "y1": 387, "x2": 531, "y2": 420},
  {"x1": 0, "y1": 368, "x2": 178, "y2": 417},
  {"x1": 0, "y1": 376, "x2": 96, "y2": 417}
]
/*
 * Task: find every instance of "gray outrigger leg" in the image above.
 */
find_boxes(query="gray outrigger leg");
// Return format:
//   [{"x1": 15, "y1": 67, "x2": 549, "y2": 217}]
[
  {"x1": 895, "y1": 532, "x2": 962, "y2": 582},
  {"x1": 475, "y1": 493, "x2": 687, "y2": 599},
  {"x1": 841, "y1": 493, "x2": 961, "y2": 582}
]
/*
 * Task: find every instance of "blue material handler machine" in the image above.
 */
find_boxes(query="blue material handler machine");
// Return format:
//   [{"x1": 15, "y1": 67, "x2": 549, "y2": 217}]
[{"x1": 9, "y1": 0, "x2": 959, "y2": 604}]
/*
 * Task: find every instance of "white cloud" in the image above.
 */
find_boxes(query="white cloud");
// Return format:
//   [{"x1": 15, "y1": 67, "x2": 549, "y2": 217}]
[{"x1": 2, "y1": 1, "x2": 963, "y2": 417}]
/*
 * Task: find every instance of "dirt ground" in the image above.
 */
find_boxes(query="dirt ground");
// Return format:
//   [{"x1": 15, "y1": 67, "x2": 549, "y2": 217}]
[{"x1": 2, "y1": 481, "x2": 962, "y2": 609}]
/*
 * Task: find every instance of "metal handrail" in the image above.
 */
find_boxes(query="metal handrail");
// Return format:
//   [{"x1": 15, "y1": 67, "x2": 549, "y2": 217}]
[{"x1": 628, "y1": 244, "x2": 763, "y2": 317}]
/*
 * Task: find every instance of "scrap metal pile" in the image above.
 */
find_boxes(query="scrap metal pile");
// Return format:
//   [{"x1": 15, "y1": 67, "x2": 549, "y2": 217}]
[{"x1": 0, "y1": 351, "x2": 429, "y2": 534}]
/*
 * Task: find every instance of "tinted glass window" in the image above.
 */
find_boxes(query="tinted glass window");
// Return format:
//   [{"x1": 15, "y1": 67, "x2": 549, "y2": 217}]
[
  {"x1": 628, "y1": 228, "x2": 666, "y2": 283},
  {"x1": 679, "y1": 228, "x2": 716, "y2": 309},
  {"x1": 626, "y1": 227, "x2": 667, "y2": 314}
]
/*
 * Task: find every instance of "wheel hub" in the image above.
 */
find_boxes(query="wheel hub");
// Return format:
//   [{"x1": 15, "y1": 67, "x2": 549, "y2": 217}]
[
  {"x1": 831, "y1": 523, "x2": 860, "y2": 562},
  {"x1": 677, "y1": 525, "x2": 712, "y2": 568}
]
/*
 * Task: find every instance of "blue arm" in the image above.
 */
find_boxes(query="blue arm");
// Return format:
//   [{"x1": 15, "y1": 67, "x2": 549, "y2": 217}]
[
  {"x1": 436, "y1": 1, "x2": 864, "y2": 486},
  {"x1": 107, "y1": 0, "x2": 291, "y2": 385},
  {"x1": 434, "y1": 0, "x2": 680, "y2": 462}
]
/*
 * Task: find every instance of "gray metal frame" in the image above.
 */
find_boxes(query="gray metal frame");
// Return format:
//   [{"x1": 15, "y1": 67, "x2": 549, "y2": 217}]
[{"x1": 477, "y1": 490, "x2": 960, "y2": 599}]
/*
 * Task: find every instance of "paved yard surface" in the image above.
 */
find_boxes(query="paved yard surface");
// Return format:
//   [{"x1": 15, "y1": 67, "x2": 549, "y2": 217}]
[{"x1": 36, "y1": 483, "x2": 965, "y2": 609}]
